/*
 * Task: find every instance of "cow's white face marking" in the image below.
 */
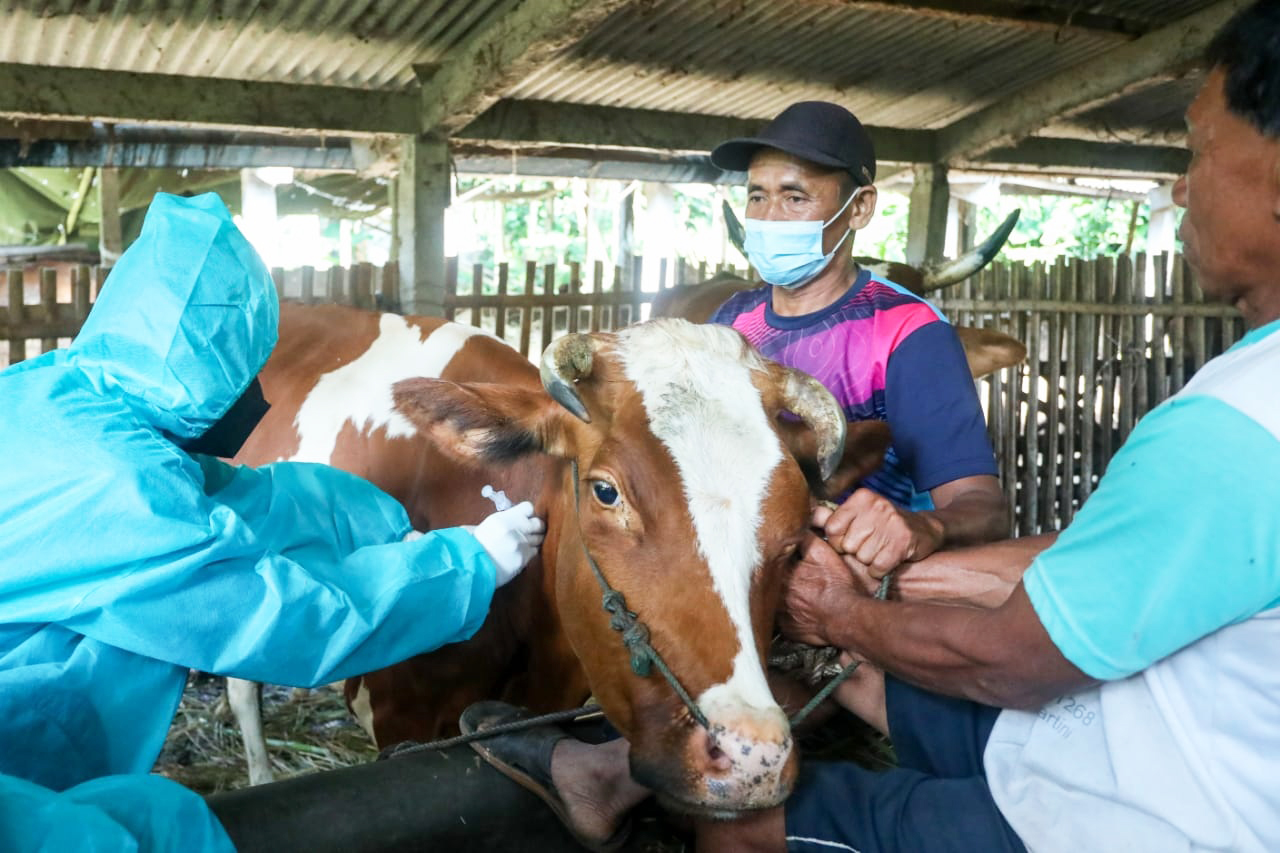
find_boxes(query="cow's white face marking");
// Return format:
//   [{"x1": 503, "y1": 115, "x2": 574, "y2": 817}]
[
  {"x1": 289, "y1": 315, "x2": 491, "y2": 463},
  {"x1": 618, "y1": 321, "x2": 783, "y2": 714}
]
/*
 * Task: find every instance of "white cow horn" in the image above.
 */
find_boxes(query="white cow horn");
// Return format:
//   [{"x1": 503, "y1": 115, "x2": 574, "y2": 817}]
[
  {"x1": 539, "y1": 333, "x2": 597, "y2": 422},
  {"x1": 777, "y1": 368, "x2": 847, "y2": 482}
]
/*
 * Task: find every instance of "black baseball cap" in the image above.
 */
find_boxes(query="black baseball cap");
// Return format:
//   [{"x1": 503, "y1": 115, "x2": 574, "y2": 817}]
[{"x1": 710, "y1": 101, "x2": 877, "y2": 186}]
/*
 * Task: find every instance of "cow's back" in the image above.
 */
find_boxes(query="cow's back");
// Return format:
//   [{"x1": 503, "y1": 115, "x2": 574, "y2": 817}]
[{"x1": 238, "y1": 302, "x2": 585, "y2": 745}]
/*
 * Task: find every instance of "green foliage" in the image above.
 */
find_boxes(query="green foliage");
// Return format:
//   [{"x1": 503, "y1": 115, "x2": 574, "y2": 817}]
[
  {"x1": 449, "y1": 176, "x2": 1152, "y2": 291},
  {"x1": 976, "y1": 193, "x2": 1148, "y2": 264}
]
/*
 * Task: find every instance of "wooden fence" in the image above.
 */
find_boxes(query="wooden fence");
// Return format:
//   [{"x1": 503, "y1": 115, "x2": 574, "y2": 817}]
[
  {"x1": 2, "y1": 252, "x2": 1240, "y2": 537},
  {"x1": 933, "y1": 253, "x2": 1242, "y2": 536},
  {"x1": 1, "y1": 265, "x2": 106, "y2": 366},
  {"x1": 442, "y1": 256, "x2": 748, "y2": 360},
  {"x1": 0, "y1": 262, "x2": 400, "y2": 366}
]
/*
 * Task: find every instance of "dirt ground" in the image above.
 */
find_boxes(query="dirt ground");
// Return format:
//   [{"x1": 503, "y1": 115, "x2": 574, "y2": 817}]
[{"x1": 153, "y1": 672, "x2": 377, "y2": 795}]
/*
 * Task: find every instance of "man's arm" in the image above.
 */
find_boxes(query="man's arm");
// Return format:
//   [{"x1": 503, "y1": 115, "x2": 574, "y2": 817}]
[
  {"x1": 893, "y1": 531, "x2": 1058, "y2": 607},
  {"x1": 836, "y1": 585, "x2": 1093, "y2": 709},
  {"x1": 781, "y1": 552, "x2": 1094, "y2": 709},
  {"x1": 927, "y1": 473, "x2": 1010, "y2": 547}
]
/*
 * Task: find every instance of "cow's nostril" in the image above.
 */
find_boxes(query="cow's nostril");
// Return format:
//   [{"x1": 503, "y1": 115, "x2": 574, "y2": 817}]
[{"x1": 702, "y1": 732, "x2": 733, "y2": 773}]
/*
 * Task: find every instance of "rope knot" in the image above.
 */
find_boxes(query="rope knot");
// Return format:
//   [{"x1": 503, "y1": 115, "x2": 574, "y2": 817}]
[
  {"x1": 601, "y1": 589, "x2": 627, "y2": 616},
  {"x1": 620, "y1": 623, "x2": 652, "y2": 677}
]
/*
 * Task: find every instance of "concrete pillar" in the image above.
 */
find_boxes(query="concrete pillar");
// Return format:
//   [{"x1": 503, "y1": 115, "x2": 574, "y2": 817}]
[
  {"x1": 240, "y1": 167, "x2": 292, "y2": 266},
  {"x1": 97, "y1": 167, "x2": 123, "y2": 267},
  {"x1": 905, "y1": 163, "x2": 950, "y2": 267},
  {"x1": 396, "y1": 134, "x2": 450, "y2": 316},
  {"x1": 1146, "y1": 182, "x2": 1179, "y2": 259}
]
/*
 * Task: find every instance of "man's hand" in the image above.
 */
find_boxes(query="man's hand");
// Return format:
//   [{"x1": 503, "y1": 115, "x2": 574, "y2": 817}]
[
  {"x1": 471, "y1": 501, "x2": 546, "y2": 587},
  {"x1": 813, "y1": 488, "x2": 944, "y2": 578},
  {"x1": 779, "y1": 533, "x2": 863, "y2": 647}
]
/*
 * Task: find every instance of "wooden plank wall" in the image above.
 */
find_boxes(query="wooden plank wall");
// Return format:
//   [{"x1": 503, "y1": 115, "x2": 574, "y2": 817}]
[
  {"x1": 1, "y1": 264, "x2": 106, "y2": 366},
  {"x1": 444, "y1": 256, "x2": 749, "y2": 358},
  {"x1": 0, "y1": 263, "x2": 400, "y2": 368},
  {"x1": 934, "y1": 253, "x2": 1244, "y2": 536}
]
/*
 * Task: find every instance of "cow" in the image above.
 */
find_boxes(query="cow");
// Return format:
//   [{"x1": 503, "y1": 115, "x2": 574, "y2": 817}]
[{"x1": 226, "y1": 304, "x2": 892, "y2": 814}]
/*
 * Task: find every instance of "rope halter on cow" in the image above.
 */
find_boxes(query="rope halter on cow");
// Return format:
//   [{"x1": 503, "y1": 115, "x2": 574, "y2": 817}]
[
  {"x1": 568, "y1": 459, "x2": 888, "y2": 731},
  {"x1": 569, "y1": 458, "x2": 712, "y2": 730}
]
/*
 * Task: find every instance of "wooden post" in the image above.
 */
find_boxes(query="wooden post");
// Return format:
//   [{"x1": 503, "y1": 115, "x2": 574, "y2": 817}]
[
  {"x1": 395, "y1": 135, "x2": 450, "y2": 317},
  {"x1": 1078, "y1": 259, "x2": 1098, "y2": 502},
  {"x1": 905, "y1": 163, "x2": 950, "y2": 268},
  {"x1": 519, "y1": 261, "x2": 536, "y2": 360},
  {"x1": 568, "y1": 261, "x2": 581, "y2": 334},
  {"x1": 541, "y1": 262, "x2": 555, "y2": 355},
  {"x1": 300, "y1": 266, "x2": 315, "y2": 304},
  {"x1": 7, "y1": 269, "x2": 24, "y2": 366},
  {"x1": 40, "y1": 268, "x2": 57, "y2": 353}
]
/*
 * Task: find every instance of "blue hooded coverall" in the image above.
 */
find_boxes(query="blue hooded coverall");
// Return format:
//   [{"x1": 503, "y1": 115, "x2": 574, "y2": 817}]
[{"x1": 0, "y1": 193, "x2": 499, "y2": 850}]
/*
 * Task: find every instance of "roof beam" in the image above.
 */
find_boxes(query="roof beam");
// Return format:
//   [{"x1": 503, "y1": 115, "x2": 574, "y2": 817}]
[
  {"x1": 966, "y1": 137, "x2": 1189, "y2": 179},
  {"x1": 454, "y1": 143, "x2": 736, "y2": 184},
  {"x1": 0, "y1": 137, "x2": 357, "y2": 170},
  {"x1": 0, "y1": 63, "x2": 417, "y2": 135},
  {"x1": 841, "y1": 1, "x2": 1149, "y2": 37},
  {"x1": 933, "y1": 0, "x2": 1250, "y2": 164},
  {"x1": 419, "y1": 0, "x2": 633, "y2": 136},
  {"x1": 458, "y1": 100, "x2": 938, "y2": 164}
]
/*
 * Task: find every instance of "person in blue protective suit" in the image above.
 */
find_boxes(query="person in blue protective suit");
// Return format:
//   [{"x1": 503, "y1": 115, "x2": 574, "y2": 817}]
[{"x1": 0, "y1": 191, "x2": 544, "y2": 851}]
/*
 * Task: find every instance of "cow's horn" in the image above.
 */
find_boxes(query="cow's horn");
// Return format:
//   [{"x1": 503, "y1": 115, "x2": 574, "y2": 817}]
[
  {"x1": 919, "y1": 209, "x2": 1021, "y2": 292},
  {"x1": 539, "y1": 333, "x2": 597, "y2": 422},
  {"x1": 777, "y1": 368, "x2": 847, "y2": 482}
]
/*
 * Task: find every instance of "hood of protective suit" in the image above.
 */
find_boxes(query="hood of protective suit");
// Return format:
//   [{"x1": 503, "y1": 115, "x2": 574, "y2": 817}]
[{"x1": 69, "y1": 192, "x2": 279, "y2": 440}]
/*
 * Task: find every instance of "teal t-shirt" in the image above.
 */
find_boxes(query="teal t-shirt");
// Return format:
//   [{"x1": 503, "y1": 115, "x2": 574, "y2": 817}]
[{"x1": 1025, "y1": 319, "x2": 1280, "y2": 679}]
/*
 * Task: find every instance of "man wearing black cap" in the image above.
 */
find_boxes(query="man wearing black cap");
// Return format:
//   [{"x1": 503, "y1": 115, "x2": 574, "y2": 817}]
[{"x1": 709, "y1": 101, "x2": 1007, "y2": 583}]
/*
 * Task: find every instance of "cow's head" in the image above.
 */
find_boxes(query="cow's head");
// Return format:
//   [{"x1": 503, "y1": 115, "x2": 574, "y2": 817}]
[{"x1": 393, "y1": 319, "x2": 888, "y2": 816}]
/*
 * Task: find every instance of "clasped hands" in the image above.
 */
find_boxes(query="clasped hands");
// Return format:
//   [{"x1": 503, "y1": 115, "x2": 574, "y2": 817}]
[{"x1": 779, "y1": 488, "x2": 942, "y2": 648}]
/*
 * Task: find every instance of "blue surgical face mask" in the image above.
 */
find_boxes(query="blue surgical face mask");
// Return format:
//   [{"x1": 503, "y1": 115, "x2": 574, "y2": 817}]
[{"x1": 743, "y1": 187, "x2": 862, "y2": 289}]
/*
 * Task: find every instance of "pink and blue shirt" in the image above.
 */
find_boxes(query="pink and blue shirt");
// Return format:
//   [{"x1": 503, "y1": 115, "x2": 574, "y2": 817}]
[{"x1": 711, "y1": 268, "x2": 997, "y2": 508}]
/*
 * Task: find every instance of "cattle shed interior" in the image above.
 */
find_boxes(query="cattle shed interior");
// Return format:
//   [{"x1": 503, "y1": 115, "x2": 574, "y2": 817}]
[
  {"x1": 0, "y1": 0, "x2": 1249, "y2": 539},
  {"x1": 0, "y1": 0, "x2": 1260, "y2": 810}
]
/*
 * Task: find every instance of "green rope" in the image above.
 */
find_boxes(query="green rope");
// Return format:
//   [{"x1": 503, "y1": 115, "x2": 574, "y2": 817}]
[
  {"x1": 571, "y1": 460, "x2": 711, "y2": 730},
  {"x1": 378, "y1": 706, "x2": 605, "y2": 758}
]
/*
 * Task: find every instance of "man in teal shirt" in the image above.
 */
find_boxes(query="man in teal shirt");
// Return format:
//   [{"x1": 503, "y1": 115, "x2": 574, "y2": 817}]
[{"x1": 0, "y1": 192, "x2": 544, "y2": 850}]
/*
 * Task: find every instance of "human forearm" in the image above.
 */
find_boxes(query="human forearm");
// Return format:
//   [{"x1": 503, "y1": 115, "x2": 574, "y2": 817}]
[
  {"x1": 920, "y1": 475, "x2": 1010, "y2": 549},
  {"x1": 893, "y1": 532, "x2": 1058, "y2": 607},
  {"x1": 69, "y1": 528, "x2": 497, "y2": 687},
  {"x1": 823, "y1": 583, "x2": 1092, "y2": 709}
]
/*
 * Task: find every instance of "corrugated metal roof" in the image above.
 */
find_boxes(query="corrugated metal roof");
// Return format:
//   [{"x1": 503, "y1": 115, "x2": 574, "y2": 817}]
[
  {"x1": 507, "y1": 0, "x2": 1124, "y2": 127},
  {"x1": 0, "y1": 0, "x2": 513, "y2": 89},
  {"x1": 0, "y1": 0, "x2": 1226, "y2": 154}
]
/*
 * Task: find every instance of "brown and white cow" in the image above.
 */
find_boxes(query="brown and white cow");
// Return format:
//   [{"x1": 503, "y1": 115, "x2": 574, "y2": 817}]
[{"x1": 229, "y1": 303, "x2": 890, "y2": 814}]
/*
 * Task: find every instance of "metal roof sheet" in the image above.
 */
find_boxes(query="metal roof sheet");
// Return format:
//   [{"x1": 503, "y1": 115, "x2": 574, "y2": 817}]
[{"x1": 0, "y1": 0, "x2": 1227, "y2": 159}]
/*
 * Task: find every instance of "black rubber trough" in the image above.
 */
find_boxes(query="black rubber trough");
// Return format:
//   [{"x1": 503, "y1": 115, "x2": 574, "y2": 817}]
[{"x1": 206, "y1": 743, "x2": 588, "y2": 852}]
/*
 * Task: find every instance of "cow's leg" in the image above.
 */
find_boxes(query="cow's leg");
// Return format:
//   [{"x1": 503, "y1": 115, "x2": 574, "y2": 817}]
[{"x1": 227, "y1": 677, "x2": 274, "y2": 786}]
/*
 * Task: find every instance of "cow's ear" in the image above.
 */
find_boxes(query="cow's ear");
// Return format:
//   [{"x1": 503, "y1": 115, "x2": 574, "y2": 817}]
[
  {"x1": 954, "y1": 326, "x2": 1026, "y2": 379},
  {"x1": 778, "y1": 417, "x2": 891, "y2": 499},
  {"x1": 393, "y1": 378, "x2": 575, "y2": 462}
]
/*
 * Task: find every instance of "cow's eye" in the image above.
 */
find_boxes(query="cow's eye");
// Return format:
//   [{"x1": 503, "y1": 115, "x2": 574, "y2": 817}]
[{"x1": 591, "y1": 480, "x2": 620, "y2": 507}]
